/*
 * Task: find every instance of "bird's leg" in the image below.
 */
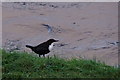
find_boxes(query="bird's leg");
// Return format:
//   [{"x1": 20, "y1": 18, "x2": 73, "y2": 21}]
[
  {"x1": 47, "y1": 55, "x2": 50, "y2": 59},
  {"x1": 39, "y1": 54, "x2": 41, "y2": 57},
  {"x1": 43, "y1": 54, "x2": 45, "y2": 58}
]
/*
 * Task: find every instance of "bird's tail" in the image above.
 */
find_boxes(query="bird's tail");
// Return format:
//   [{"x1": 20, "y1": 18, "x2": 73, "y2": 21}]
[{"x1": 26, "y1": 45, "x2": 34, "y2": 49}]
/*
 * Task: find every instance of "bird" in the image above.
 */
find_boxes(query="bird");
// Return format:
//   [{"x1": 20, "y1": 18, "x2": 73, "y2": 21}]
[{"x1": 26, "y1": 39, "x2": 59, "y2": 57}]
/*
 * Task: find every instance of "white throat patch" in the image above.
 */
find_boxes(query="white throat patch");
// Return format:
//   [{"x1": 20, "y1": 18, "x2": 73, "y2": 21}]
[{"x1": 49, "y1": 43, "x2": 54, "y2": 51}]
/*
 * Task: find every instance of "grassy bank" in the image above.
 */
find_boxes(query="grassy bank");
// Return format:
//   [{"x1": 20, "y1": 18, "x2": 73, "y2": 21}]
[{"x1": 1, "y1": 50, "x2": 120, "y2": 79}]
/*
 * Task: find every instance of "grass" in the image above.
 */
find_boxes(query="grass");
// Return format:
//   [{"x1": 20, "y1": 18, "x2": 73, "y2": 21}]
[{"x1": 1, "y1": 49, "x2": 120, "y2": 79}]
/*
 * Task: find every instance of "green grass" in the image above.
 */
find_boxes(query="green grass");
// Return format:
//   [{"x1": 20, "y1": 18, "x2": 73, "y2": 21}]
[{"x1": 1, "y1": 50, "x2": 120, "y2": 79}]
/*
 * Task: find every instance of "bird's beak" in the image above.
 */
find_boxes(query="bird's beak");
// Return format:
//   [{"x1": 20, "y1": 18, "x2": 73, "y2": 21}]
[{"x1": 55, "y1": 40, "x2": 59, "y2": 42}]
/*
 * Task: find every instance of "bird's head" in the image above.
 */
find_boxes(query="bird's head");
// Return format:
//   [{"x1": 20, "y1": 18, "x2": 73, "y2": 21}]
[{"x1": 48, "y1": 39, "x2": 59, "y2": 43}]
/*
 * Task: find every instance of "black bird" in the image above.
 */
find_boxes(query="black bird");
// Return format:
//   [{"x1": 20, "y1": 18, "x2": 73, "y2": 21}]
[{"x1": 26, "y1": 39, "x2": 59, "y2": 57}]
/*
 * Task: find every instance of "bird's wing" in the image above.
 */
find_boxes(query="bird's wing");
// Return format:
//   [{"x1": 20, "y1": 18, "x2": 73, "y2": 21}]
[{"x1": 35, "y1": 43, "x2": 49, "y2": 51}]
